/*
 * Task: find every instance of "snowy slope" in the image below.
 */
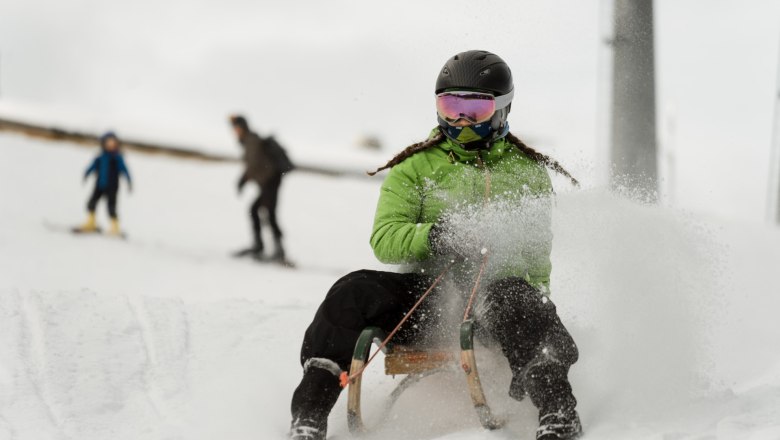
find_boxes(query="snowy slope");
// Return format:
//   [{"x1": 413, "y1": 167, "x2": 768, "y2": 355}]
[{"x1": 1, "y1": 132, "x2": 780, "y2": 440}]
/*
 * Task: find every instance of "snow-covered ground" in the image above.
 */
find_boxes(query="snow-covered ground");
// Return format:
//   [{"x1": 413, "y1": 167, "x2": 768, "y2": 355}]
[{"x1": 1, "y1": 132, "x2": 780, "y2": 440}]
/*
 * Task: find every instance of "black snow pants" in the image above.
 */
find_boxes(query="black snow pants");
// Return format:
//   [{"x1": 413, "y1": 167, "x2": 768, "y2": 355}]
[
  {"x1": 87, "y1": 186, "x2": 118, "y2": 218},
  {"x1": 250, "y1": 173, "x2": 283, "y2": 247},
  {"x1": 290, "y1": 269, "x2": 579, "y2": 426}
]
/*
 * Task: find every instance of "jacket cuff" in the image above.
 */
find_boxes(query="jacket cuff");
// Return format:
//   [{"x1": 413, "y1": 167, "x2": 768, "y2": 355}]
[{"x1": 414, "y1": 223, "x2": 435, "y2": 260}]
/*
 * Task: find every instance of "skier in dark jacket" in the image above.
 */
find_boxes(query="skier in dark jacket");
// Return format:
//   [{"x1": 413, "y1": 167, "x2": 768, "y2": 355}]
[
  {"x1": 230, "y1": 115, "x2": 293, "y2": 261},
  {"x1": 289, "y1": 51, "x2": 582, "y2": 440},
  {"x1": 78, "y1": 131, "x2": 131, "y2": 235}
]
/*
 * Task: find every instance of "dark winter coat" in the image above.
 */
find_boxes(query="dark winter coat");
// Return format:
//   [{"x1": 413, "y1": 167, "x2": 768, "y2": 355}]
[
  {"x1": 84, "y1": 151, "x2": 131, "y2": 191},
  {"x1": 239, "y1": 132, "x2": 293, "y2": 187}
]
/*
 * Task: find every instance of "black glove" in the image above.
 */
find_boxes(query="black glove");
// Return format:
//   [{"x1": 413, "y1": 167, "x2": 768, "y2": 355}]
[
  {"x1": 428, "y1": 223, "x2": 449, "y2": 256},
  {"x1": 237, "y1": 174, "x2": 248, "y2": 194},
  {"x1": 429, "y1": 219, "x2": 484, "y2": 261}
]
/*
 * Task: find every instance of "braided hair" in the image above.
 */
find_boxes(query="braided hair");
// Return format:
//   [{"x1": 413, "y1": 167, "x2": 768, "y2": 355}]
[
  {"x1": 503, "y1": 132, "x2": 579, "y2": 187},
  {"x1": 367, "y1": 128, "x2": 579, "y2": 186},
  {"x1": 366, "y1": 130, "x2": 446, "y2": 176}
]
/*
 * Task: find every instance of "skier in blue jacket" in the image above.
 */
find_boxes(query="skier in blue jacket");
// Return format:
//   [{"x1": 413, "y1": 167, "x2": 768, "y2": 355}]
[{"x1": 78, "y1": 131, "x2": 132, "y2": 235}]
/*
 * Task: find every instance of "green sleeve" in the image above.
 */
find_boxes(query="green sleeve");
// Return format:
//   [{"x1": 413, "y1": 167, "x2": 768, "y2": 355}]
[
  {"x1": 525, "y1": 208, "x2": 552, "y2": 293},
  {"x1": 370, "y1": 162, "x2": 433, "y2": 264},
  {"x1": 524, "y1": 167, "x2": 554, "y2": 293}
]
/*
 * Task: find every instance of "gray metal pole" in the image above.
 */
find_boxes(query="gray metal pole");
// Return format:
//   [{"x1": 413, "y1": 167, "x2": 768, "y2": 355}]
[
  {"x1": 610, "y1": 0, "x2": 658, "y2": 199},
  {"x1": 769, "y1": 34, "x2": 780, "y2": 224}
]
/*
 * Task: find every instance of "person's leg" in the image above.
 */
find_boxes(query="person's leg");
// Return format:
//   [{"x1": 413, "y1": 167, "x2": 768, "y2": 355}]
[
  {"x1": 475, "y1": 278, "x2": 581, "y2": 438},
  {"x1": 106, "y1": 189, "x2": 118, "y2": 218},
  {"x1": 82, "y1": 187, "x2": 103, "y2": 230},
  {"x1": 290, "y1": 269, "x2": 432, "y2": 439},
  {"x1": 107, "y1": 190, "x2": 121, "y2": 234},
  {"x1": 259, "y1": 174, "x2": 284, "y2": 259},
  {"x1": 249, "y1": 193, "x2": 263, "y2": 253},
  {"x1": 87, "y1": 187, "x2": 103, "y2": 212}
]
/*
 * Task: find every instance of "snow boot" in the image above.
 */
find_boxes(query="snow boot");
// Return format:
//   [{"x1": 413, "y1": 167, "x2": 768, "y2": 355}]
[
  {"x1": 80, "y1": 212, "x2": 99, "y2": 232},
  {"x1": 109, "y1": 218, "x2": 121, "y2": 236},
  {"x1": 290, "y1": 358, "x2": 343, "y2": 440},
  {"x1": 270, "y1": 234, "x2": 286, "y2": 262},
  {"x1": 536, "y1": 409, "x2": 582, "y2": 440},
  {"x1": 234, "y1": 231, "x2": 264, "y2": 258},
  {"x1": 289, "y1": 417, "x2": 326, "y2": 440},
  {"x1": 251, "y1": 230, "x2": 265, "y2": 257},
  {"x1": 524, "y1": 360, "x2": 579, "y2": 439}
]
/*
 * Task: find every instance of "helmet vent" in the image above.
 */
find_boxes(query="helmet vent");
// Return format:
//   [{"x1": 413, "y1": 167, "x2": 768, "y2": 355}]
[{"x1": 435, "y1": 50, "x2": 512, "y2": 97}]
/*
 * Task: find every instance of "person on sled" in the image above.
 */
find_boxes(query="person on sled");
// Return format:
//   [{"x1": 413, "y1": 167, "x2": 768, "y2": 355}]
[{"x1": 289, "y1": 50, "x2": 583, "y2": 440}]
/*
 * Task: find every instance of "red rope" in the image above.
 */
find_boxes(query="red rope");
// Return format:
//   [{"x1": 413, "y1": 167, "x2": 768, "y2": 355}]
[
  {"x1": 462, "y1": 153, "x2": 492, "y2": 322},
  {"x1": 462, "y1": 250, "x2": 489, "y2": 322}
]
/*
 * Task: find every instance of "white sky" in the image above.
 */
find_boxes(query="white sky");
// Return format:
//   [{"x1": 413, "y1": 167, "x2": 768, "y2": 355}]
[{"x1": 0, "y1": 0, "x2": 779, "y2": 222}]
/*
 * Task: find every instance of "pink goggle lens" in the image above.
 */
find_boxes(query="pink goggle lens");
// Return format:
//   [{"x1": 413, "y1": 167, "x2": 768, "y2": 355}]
[{"x1": 436, "y1": 92, "x2": 496, "y2": 124}]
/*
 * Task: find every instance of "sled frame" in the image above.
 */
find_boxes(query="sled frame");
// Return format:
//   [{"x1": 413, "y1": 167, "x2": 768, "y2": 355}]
[{"x1": 346, "y1": 321, "x2": 504, "y2": 434}]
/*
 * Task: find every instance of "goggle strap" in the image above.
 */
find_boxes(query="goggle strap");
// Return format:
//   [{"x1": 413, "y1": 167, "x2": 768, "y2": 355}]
[{"x1": 493, "y1": 89, "x2": 513, "y2": 110}]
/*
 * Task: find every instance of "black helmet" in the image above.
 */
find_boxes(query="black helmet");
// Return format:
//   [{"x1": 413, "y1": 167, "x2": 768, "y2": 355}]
[
  {"x1": 435, "y1": 50, "x2": 513, "y2": 96},
  {"x1": 435, "y1": 50, "x2": 514, "y2": 146}
]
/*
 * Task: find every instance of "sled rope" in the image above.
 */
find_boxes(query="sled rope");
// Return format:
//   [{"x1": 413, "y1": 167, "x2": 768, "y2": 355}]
[
  {"x1": 462, "y1": 251, "x2": 489, "y2": 321},
  {"x1": 340, "y1": 261, "x2": 454, "y2": 388},
  {"x1": 462, "y1": 154, "x2": 492, "y2": 322}
]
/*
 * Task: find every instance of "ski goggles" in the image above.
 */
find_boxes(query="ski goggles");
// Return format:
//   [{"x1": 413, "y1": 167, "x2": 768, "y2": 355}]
[{"x1": 435, "y1": 90, "x2": 513, "y2": 124}]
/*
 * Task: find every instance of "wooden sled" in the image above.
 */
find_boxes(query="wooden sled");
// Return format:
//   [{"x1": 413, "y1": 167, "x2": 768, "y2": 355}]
[{"x1": 345, "y1": 320, "x2": 504, "y2": 434}]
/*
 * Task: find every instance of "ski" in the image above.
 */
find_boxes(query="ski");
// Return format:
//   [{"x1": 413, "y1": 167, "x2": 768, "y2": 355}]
[
  {"x1": 44, "y1": 220, "x2": 127, "y2": 240},
  {"x1": 71, "y1": 226, "x2": 127, "y2": 239},
  {"x1": 71, "y1": 226, "x2": 103, "y2": 234},
  {"x1": 232, "y1": 247, "x2": 261, "y2": 258},
  {"x1": 256, "y1": 255, "x2": 296, "y2": 269},
  {"x1": 231, "y1": 248, "x2": 296, "y2": 268}
]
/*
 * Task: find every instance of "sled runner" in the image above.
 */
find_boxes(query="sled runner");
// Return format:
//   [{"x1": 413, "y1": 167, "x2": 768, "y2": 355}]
[
  {"x1": 459, "y1": 319, "x2": 504, "y2": 430},
  {"x1": 345, "y1": 320, "x2": 504, "y2": 434}
]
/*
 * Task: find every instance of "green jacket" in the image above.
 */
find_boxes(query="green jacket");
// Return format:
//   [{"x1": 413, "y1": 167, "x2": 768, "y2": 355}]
[{"x1": 370, "y1": 130, "x2": 554, "y2": 292}]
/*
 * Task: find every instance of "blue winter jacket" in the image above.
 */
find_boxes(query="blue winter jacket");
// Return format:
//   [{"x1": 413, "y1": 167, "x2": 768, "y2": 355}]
[{"x1": 84, "y1": 151, "x2": 131, "y2": 190}]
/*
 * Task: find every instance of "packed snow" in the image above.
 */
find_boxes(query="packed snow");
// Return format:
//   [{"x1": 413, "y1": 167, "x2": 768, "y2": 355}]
[{"x1": 1, "y1": 132, "x2": 780, "y2": 440}]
